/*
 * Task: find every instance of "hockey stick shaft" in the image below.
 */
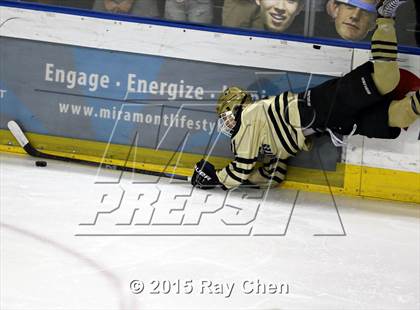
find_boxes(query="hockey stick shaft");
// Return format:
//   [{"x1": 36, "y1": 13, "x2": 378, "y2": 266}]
[{"x1": 7, "y1": 121, "x2": 190, "y2": 181}]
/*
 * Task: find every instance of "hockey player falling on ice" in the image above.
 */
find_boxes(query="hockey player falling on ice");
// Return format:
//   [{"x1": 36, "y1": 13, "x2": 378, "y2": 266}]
[{"x1": 191, "y1": 0, "x2": 420, "y2": 190}]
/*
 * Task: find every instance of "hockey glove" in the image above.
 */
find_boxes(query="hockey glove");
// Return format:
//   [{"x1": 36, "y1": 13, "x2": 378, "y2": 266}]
[{"x1": 191, "y1": 159, "x2": 221, "y2": 189}]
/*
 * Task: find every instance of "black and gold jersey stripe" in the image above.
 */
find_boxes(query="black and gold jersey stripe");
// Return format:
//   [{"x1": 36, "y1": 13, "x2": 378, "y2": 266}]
[{"x1": 216, "y1": 92, "x2": 309, "y2": 189}]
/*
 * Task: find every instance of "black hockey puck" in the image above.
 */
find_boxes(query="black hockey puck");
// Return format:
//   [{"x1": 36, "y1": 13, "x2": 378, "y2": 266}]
[{"x1": 35, "y1": 160, "x2": 47, "y2": 167}]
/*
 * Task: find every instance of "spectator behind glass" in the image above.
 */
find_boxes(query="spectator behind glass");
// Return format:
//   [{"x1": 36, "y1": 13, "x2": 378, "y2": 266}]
[
  {"x1": 164, "y1": 0, "x2": 214, "y2": 24},
  {"x1": 326, "y1": 0, "x2": 376, "y2": 41},
  {"x1": 93, "y1": 0, "x2": 159, "y2": 17},
  {"x1": 34, "y1": 0, "x2": 94, "y2": 9},
  {"x1": 253, "y1": 0, "x2": 305, "y2": 33},
  {"x1": 222, "y1": 0, "x2": 260, "y2": 28}
]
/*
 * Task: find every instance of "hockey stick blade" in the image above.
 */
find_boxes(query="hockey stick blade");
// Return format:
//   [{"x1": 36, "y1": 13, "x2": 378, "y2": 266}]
[
  {"x1": 7, "y1": 120, "x2": 190, "y2": 181},
  {"x1": 7, "y1": 120, "x2": 29, "y2": 148},
  {"x1": 8, "y1": 120, "x2": 58, "y2": 158}
]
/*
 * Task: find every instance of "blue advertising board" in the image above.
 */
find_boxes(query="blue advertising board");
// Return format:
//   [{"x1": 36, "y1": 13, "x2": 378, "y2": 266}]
[{"x1": 0, "y1": 36, "x2": 339, "y2": 170}]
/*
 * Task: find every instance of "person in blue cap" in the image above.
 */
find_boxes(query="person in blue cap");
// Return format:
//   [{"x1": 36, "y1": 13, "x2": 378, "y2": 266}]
[{"x1": 327, "y1": 0, "x2": 377, "y2": 41}]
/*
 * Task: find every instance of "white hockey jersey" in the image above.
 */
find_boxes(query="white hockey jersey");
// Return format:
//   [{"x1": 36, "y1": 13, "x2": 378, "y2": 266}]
[{"x1": 216, "y1": 91, "x2": 310, "y2": 189}]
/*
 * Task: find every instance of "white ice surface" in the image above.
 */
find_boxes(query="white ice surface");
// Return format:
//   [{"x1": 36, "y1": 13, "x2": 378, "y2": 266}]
[{"x1": 1, "y1": 153, "x2": 419, "y2": 310}]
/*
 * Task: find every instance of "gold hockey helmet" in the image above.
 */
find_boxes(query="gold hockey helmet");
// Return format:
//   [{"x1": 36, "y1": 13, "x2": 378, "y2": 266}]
[
  {"x1": 216, "y1": 87, "x2": 253, "y2": 116},
  {"x1": 216, "y1": 87, "x2": 253, "y2": 137}
]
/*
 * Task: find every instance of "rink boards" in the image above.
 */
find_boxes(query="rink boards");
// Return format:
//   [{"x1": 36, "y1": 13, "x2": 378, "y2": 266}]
[{"x1": 0, "y1": 2, "x2": 419, "y2": 203}]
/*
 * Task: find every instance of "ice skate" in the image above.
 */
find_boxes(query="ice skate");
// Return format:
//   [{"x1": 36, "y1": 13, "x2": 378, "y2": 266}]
[{"x1": 377, "y1": 0, "x2": 408, "y2": 18}]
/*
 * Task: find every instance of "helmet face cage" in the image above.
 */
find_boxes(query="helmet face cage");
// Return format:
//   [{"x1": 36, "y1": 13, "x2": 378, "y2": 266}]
[
  {"x1": 216, "y1": 87, "x2": 252, "y2": 137},
  {"x1": 217, "y1": 110, "x2": 236, "y2": 137}
]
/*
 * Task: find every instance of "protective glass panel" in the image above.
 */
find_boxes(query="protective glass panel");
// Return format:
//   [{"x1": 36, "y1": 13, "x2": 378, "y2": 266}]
[{"x1": 14, "y1": 0, "x2": 419, "y2": 47}]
